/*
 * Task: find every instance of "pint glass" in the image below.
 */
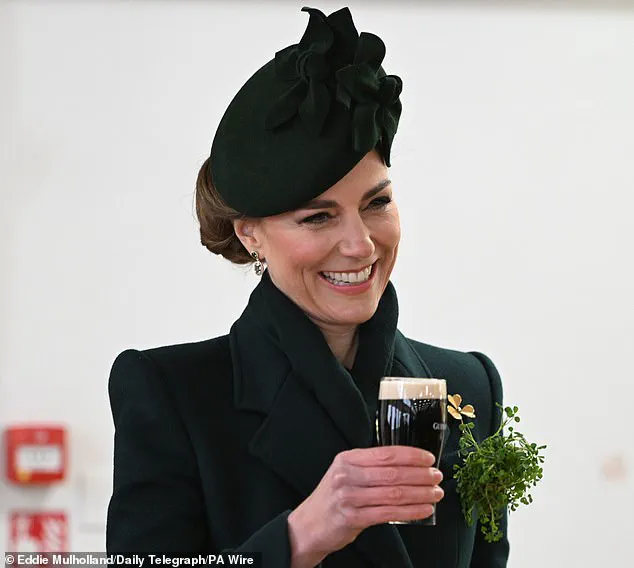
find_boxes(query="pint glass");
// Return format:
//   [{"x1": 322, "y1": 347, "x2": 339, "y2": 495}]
[{"x1": 377, "y1": 377, "x2": 447, "y2": 525}]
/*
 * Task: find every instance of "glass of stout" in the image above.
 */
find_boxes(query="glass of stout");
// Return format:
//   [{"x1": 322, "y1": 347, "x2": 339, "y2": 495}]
[{"x1": 377, "y1": 377, "x2": 447, "y2": 526}]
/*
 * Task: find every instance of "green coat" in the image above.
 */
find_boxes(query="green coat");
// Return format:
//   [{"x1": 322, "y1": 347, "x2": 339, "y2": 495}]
[{"x1": 107, "y1": 273, "x2": 509, "y2": 567}]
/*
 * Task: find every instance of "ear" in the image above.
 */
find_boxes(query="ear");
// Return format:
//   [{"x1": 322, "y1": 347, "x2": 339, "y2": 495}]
[{"x1": 233, "y1": 218, "x2": 264, "y2": 258}]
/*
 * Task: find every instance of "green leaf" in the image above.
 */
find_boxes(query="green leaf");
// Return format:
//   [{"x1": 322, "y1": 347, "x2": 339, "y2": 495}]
[{"x1": 452, "y1": 404, "x2": 546, "y2": 543}]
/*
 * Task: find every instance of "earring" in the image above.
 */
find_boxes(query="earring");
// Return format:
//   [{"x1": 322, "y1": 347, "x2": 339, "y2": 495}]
[{"x1": 251, "y1": 251, "x2": 264, "y2": 276}]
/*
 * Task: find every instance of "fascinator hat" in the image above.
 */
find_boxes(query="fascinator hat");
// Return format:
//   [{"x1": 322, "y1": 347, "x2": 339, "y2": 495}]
[{"x1": 209, "y1": 6, "x2": 403, "y2": 217}]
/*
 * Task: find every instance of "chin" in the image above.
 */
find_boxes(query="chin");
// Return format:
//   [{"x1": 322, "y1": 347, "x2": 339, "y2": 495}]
[{"x1": 329, "y1": 303, "x2": 379, "y2": 326}]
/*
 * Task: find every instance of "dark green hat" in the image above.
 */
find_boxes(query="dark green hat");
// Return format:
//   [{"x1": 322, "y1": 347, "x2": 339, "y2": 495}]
[{"x1": 209, "y1": 6, "x2": 403, "y2": 217}]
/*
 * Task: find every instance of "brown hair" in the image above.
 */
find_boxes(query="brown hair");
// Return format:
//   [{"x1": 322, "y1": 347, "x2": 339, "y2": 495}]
[{"x1": 195, "y1": 157, "x2": 252, "y2": 264}]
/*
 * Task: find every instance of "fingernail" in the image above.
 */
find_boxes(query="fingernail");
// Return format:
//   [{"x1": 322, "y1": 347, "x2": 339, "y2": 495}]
[
  {"x1": 434, "y1": 487, "x2": 444, "y2": 499},
  {"x1": 433, "y1": 469, "x2": 443, "y2": 482},
  {"x1": 422, "y1": 450, "x2": 435, "y2": 464}
]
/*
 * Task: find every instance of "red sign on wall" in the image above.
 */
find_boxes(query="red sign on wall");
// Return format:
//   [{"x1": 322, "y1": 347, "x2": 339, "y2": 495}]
[
  {"x1": 9, "y1": 511, "x2": 68, "y2": 552},
  {"x1": 5, "y1": 425, "x2": 67, "y2": 484}
]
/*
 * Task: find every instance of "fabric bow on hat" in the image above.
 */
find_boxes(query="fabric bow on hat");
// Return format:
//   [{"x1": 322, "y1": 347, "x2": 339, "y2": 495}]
[
  {"x1": 265, "y1": 8, "x2": 357, "y2": 134},
  {"x1": 336, "y1": 32, "x2": 402, "y2": 166}
]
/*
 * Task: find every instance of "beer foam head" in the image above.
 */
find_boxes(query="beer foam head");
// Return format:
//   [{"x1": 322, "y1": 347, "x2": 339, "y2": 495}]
[{"x1": 378, "y1": 378, "x2": 446, "y2": 400}]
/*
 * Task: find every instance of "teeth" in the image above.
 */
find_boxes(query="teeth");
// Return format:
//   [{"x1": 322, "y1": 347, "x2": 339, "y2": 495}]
[{"x1": 322, "y1": 265, "x2": 372, "y2": 285}]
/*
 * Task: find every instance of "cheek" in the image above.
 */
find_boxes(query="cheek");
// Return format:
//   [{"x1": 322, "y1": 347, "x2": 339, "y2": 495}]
[
  {"x1": 373, "y1": 212, "x2": 401, "y2": 250},
  {"x1": 265, "y1": 229, "x2": 331, "y2": 273},
  {"x1": 389, "y1": 219, "x2": 401, "y2": 247}
]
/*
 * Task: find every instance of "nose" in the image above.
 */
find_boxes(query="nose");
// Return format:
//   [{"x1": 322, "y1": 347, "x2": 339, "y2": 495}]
[{"x1": 338, "y1": 213, "x2": 375, "y2": 260}]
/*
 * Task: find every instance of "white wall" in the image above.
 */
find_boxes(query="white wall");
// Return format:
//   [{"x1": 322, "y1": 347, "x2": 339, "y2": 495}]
[{"x1": 2, "y1": 0, "x2": 633, "y2": 564}]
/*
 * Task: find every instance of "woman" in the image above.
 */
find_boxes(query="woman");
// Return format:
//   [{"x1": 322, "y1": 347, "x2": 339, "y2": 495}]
[{"x1": 106, "y1": 6, "x2": 509, "y2": 567}]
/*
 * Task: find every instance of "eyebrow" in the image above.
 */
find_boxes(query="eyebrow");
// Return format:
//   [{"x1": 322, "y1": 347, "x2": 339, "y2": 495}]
[{"x1": 299, "y1": 179, "x2": 392, "y2": 210}]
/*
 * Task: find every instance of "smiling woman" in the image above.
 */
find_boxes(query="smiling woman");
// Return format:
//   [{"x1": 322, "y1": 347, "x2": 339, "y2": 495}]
[
  {"x1": 106, "y1": 6, "x2": 509, "y2": 568},
  {"x1": 233, "y1": 151, "x2": 400, "y2": 334}
]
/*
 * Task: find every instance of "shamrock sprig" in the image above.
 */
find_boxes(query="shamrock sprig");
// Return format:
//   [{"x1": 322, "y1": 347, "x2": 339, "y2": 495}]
[{"x1": 447, "y1": 394, "x2": 546, "y2": 543}]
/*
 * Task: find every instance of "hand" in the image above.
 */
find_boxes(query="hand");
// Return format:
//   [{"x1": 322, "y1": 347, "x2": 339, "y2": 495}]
[{"x1": 287, "y1": 446, "x2": 444, "y2": 568}]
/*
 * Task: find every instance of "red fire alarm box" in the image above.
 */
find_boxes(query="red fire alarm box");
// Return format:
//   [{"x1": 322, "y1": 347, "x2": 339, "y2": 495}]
[
  {"x1": 9, "y1": 511, "x2": 68, "y2": 552},
  {"x1": 5, "y1": 425, "x2": 67, "y2": 484}
]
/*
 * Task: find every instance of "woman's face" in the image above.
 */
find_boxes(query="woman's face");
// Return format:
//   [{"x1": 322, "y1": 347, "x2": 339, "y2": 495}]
[{"x1": 248, "y1": 151, "x2": 401, "y2": 328}]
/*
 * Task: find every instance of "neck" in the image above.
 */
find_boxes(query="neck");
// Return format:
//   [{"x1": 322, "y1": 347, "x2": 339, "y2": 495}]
[
  {"x1": 310, "y1": 319, "x2": 359, "y2": 369},
  {"x1": 266, "y1": 272, "x2": 362, "y2": 369}
]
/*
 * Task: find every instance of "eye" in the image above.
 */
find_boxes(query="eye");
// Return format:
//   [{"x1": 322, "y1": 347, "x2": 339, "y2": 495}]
[
  {"x1": 366, "y1": 195, "x2": 392, "y2": 209},
  {"x1": 300, "y1": 211, "x2": 332, "y2": 225}
]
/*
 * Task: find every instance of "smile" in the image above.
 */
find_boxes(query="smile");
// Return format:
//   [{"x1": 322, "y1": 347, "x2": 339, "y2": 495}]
[{"x1": 320, "y1": 264, "x2": 374, "y2": 286}]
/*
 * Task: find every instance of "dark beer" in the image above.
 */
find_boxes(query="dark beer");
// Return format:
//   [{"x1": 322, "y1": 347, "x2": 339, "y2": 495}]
[
  {"x1": 378, "y1": 397, "x2": 447, "y2": 458},
  {"x1": 377, "y1": 378, "x2": 447, "y2": 525}
]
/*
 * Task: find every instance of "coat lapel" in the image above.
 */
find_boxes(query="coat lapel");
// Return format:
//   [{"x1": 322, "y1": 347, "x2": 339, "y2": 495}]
[
  {"x1": 229, "y1": 272, "x2": 368, "y2": 491},
  {"x1": 248, "y1": 370, "x2": 348, "y2": 495},
  {"x1": 235, "y1": 271, "x2": 376, "y2": 448},
  {"x1": 231, "y1": 273, "x2": 429, "y2": 568}
]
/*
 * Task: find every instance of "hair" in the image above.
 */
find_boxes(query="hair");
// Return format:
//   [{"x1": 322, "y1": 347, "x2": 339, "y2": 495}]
[{"x1": 195, "y1": 157, "x2": 253, "y2": 265}]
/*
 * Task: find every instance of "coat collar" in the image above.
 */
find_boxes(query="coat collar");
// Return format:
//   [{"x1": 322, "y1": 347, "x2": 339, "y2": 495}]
[
  {"x1": 230, "y1": 271, "x2": 434, "y2": 568},
  {"x1": 231, "y1": 270, "x2": 401, "y2": 444}
]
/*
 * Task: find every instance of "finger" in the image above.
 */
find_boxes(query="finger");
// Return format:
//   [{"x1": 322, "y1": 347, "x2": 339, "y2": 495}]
[
  {"x1": 339, "y1": 446, "x2": 435, "y2": 468},
  {"x1": 340, "y1": 464, "x2": 443, "y2": 488},
  {"x1": 341, "y1": 485, "x2": 444, "y2": 508},
  {"x1": 347, "y1": 504, "x2": 435, "y2": 529}
]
